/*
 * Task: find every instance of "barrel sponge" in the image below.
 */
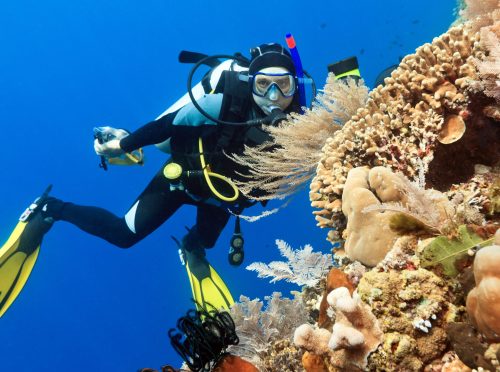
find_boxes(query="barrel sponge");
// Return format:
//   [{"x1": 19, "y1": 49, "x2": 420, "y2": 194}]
[{"x1": 466, "y1": 230, "x2": 500, "y2": 341}]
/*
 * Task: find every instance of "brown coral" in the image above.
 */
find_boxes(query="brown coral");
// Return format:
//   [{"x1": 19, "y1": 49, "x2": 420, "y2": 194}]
[
  {"x1": 466, "y1": 231, "x2": 500, "y2": 341},
  {"x1": 301, "y1": 351, "x2": 327, "y2": 372},
  {"x1": 212, "y1": 355, "x2": 259, "y2": 372},
  {"x1": 341, "y1": 167, "x2": 402, "y2": 266},
  {"x1": 310, "y1": 23, "x2": 500, "y2": 245}
]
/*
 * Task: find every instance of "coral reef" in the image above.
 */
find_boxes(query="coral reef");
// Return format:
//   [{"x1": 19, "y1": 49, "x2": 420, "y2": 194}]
[
  {"x1": 228, "y1": 3, "x2": 500, "y2": 371},
  {"x1": 310, "y1": 22, "x2": 499, "y2": 243}
]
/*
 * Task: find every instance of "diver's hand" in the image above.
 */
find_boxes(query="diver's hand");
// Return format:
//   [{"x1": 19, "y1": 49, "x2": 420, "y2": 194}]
[{"x1": 94, "y1": 138, "x2": 124, "y2": 157}]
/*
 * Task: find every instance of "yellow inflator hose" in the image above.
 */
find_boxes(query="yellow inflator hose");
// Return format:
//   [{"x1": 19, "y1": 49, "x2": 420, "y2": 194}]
[{"x1": 198, "y1": 137, "x2": 239, "y2": 202}]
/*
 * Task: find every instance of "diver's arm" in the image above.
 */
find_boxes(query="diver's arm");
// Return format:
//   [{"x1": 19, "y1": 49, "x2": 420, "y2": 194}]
[
  {"x1": 119, "y1": 112, "x2": 176, "y2": 153},
  {"x1": 117, "y1": 94, "x2": 222, "y2": 153}
]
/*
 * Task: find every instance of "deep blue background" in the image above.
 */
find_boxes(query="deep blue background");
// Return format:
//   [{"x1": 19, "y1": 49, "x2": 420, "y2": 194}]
[{"x1": 0, "y1": 1, "x2": 456, "y2": 371}]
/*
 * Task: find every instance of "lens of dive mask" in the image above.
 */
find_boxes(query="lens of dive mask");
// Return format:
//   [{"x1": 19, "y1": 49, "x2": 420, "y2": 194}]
[{"x1": 252, "y1": 72, "x2": 296, "y2": 98}]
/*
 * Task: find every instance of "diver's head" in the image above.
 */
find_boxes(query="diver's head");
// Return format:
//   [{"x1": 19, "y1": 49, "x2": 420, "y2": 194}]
[{"x1": 249, "y1": 43, "x2": 297, "y2": 115}]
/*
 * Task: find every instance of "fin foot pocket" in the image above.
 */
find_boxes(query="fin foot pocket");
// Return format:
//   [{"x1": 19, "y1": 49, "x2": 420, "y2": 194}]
[{"x1": 0, "y1": 186, "x2": 54, "y2": 318}]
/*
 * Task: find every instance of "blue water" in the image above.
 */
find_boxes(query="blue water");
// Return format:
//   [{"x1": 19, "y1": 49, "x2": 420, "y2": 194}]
[{"x1": 0, "y1": 1, "x2": 457, "y2": 370}]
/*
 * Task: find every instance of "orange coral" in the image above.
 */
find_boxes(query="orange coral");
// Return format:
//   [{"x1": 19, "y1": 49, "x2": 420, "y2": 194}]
[
  {"x1": 302, "y1": 351, "x2": 327, "y2": 372},
  {"x1": 212, "y1": 354, "x2": 259, "y2": 372},
  {"x1": 318, "y1": 268, "x2": 354, "y2": 328}
]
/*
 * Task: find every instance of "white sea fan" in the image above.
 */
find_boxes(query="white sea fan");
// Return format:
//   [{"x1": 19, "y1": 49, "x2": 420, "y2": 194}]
[
  {"x1": 229, "y1": 292, "x2": 308, "y2": 370},
  {"x1": 246, "y1": 239, "x2": 333, "y2": 287}
]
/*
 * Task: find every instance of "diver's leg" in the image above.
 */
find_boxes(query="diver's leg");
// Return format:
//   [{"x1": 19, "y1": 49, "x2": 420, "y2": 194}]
[
  {"x1": 182, "y1": 204, "x2": 230, "y2": 252},
  {"x1": 43, "y1": 168, "x2": 189, "y2": 248},
  {"x1": 180, "y1": 204, "x2": 234, "y2": 311}
]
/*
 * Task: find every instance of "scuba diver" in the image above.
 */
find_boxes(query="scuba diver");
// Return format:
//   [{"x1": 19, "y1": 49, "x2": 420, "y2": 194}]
[{"x1": 0, "y1": 39, "x2": 362, "y2": 318}]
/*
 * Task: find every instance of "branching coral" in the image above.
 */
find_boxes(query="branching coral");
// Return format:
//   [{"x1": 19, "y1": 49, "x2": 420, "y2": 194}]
[
  {"x1": 246, "y1": 239, "x2": 333, "y2": 287},
  {"x1": 229, "y1": 292, "x2": 308, "y2": 370},
  {"x1": 229, "y1": 75, "x2": 369, "y2": 201}
]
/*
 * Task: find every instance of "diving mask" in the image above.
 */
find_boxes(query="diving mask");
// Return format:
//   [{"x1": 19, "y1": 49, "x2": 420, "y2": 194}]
[{"x1": 252, "y1": 72, "x2": 296, "y2": 98}]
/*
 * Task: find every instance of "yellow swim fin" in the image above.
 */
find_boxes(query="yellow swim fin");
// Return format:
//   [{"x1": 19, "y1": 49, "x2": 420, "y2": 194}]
[
  {"x1": 0, "y1": 186, "x2": 53, "y2": 318},
  {"x1": 182, "y1": 248, "x2": 234, "y2": 313}
]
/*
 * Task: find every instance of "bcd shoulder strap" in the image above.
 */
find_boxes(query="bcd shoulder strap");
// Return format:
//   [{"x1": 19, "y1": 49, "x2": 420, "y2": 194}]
[{"x1": 213, "y1": 70, "x2": 252, "y2": 151}]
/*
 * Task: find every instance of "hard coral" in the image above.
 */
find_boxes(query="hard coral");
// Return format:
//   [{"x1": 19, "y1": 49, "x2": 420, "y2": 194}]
[
  {"x1": 294, "y1": 286, "x2": 383, "y2": 371},
  {"x1": 310, "y1": 23, "x2": 500, "y2": 245},
  {"x1": 296, "y1": 287, "x2": 383, "y2": 371},
  {"x1": 358, "y1": 268, "x2": 459, "y2": 369},
  {"x1": 301, "y1": 351, "x2": 327, "y2": 372},
  {"x1": 324, "y1": 287, "x2": 383, "y2": 370},
  {"x1": 341, "y1": 167, "x2": 401, "y2": 266},
  {"x1": 466, "y1": 230, "x2": 500, "y2": 341},
  {"x1": 294, "y1": 324, "x2": 332, "y2": 355},
  {"x1": 341, "y1": 166, "x2": 454, "y2": 266}
]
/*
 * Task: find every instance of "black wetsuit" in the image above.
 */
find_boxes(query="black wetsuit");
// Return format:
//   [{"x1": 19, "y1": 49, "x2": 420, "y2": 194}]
[{"x1": 49, "y1": 93, "x2": 268, "y2": 251}]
